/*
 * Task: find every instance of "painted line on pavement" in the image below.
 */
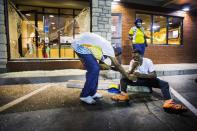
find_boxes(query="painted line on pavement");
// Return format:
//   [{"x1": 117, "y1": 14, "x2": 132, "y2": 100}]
[
  {"x1": 0, "y1": 84, "x2": 52, "y2": 112},
  {"x1": 170, "y1": 87, "x2": 197, "y2": 116}
]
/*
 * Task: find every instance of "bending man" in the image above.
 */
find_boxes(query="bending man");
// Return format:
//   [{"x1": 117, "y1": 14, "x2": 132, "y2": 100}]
[{"x1": 71, "y1": 32, "x2": 133, "y2": 104}]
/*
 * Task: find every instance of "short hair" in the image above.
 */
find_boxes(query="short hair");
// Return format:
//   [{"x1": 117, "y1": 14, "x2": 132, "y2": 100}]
[{"x1": 132, "y1": 49, "x2": 142, "y2": 55}]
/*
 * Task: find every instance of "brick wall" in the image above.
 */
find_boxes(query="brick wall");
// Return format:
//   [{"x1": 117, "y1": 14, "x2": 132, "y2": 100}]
[
  {"x1": 92, "y1": 0, "x2": 112, "y2": 42},
  {"x1": 112, "y1": 3, "x2": 197, "y2": 64},
  {"x1": 0, "y1": 0, "x2": 7, "y2": 73}
]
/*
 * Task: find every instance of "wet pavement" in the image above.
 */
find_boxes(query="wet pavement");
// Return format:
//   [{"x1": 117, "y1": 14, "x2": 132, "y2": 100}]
[{"x1": 0, "y1": 75, "x2": 197, "y2": 131}]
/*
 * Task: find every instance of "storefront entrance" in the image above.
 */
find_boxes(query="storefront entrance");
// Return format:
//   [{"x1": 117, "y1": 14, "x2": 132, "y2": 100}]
[{"x1": 7, "y1": 1, "x2": 90, "y2": 60}]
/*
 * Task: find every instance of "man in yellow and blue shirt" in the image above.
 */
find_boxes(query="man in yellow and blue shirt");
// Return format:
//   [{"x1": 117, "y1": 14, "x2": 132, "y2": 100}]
[{"x1": 129, "y1": 18, "x2": 147, "y2": 56}]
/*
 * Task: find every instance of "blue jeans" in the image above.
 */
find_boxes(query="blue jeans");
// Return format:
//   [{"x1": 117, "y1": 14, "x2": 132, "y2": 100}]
[
  {"x1": 133, "y1": 44, "x2": 146, "y2": 56},
  {"x1": 120, "y1": 78, "x2": 171, "y2": 100},
  {"x1": 77, "y1": 53, "x2": 100, "y2": 97}
]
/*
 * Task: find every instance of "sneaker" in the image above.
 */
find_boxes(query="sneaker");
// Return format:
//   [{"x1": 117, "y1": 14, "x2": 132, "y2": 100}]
[
  {"x1": 92, "y1": 93, "x2": 103, "y2": 99},
  {"x1": 163, "y1": 99, "x2": 187, "y2": 112},
  {"x1": 111, "y1": 92, "x2": 129, "y2": 101},
  {"x1": 80, "y1": 96, "x2": 96, "y2": 104}
]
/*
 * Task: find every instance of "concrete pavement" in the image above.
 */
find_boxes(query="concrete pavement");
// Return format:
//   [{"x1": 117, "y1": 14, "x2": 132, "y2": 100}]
[
  {"x1": 0, "y1": 75, "x2": 197, "y2": 131},
  {"x1": 0, "y1": 64, "x2": 197, "y2": 131}
]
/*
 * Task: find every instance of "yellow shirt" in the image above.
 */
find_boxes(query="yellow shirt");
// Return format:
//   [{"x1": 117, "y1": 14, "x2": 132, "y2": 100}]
[
  {"x1": 81, "y1": 44, "x2": 103, "y2": 60},
  {"x1": 129, "y1": 27, "x2": 145, "y2": 44}
]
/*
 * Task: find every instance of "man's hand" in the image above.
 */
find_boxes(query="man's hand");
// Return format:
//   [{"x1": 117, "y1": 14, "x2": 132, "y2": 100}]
[
  {"x1": 128, "y1": 35, "x2": 133, "y2": 40},
  {"x1": 133, "y1": 72, "x2": 141, "y2": 77},
  {"x1": 99, "y1": 63, "x2": 110, "y2": 70},
  {"x1": 133, "y1": 71, "x2": 157, "y2": 79},
  {"x1": 133, "y1": 61, "x2": 140, "y2": 68},
  {"x1": 128, "y1": 74, "x2": 137, "y2": 81},
  {"x1": 129, "y1": 61, "x2": 140, "y2": 74}
]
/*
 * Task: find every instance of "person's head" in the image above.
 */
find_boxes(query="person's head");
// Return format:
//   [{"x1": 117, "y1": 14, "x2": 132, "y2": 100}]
[
  {"x1": 134, "y1": 18, "x2": 143, "y2": 28},
  {"x1": 132, "y1": 49, "x2": 143, "y2": 62}
]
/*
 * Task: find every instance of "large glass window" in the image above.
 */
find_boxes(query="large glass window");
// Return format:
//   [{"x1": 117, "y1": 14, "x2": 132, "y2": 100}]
[
  {"x1": 7, "y1": 2, "x2": 90, "y2": 59},
  {"x1": 136, "y1": 13, "x2": 183, "y2": 45},
  {"x1": 168, "y1": 17, "x2": 182, "y2": 45},
  {"x1": 153, "y1": 15, "x2": 167, "y2": 44}
]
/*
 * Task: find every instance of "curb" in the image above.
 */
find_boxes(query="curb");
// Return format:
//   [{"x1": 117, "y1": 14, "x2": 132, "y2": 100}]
[{"x1": 0, "y1": 69, "x2": 197, "y2": 85}]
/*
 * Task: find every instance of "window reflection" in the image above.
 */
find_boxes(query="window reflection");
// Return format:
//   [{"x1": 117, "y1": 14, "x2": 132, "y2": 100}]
[
  {"x1": 168, "y1": 17, "x2": 182, "y2": 45},
  {"x1": 153, "y1": 16, "x2": 167, "y2": 44},
  {"x1": 8, "y1": 3, "x2": 90, "y2": 59}
]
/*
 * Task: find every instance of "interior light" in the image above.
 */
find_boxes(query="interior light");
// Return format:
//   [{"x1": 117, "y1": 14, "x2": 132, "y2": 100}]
[
  {"x1": 112, "y1": 0, "x2": 120, "y2": 5},
  {"x1": 142, "y1": 22, "x2": 145, "y2": 25},
  {"x1": 169, "y1": 22, "x2": 173, "y2": 25},
  {"x1": 152, "y1": 25, "x2": 160, "y2": 29},
  {"x1": 25, "y1": 14, "x2": 31, "y2": 16},
  {"x1": 49, "y1": 15, "x2": 54, "y2": 18},
  {"x1": 51, "y1": 22, "x2": 55, "y2": 25},
  {"x1": 182, "y1": 4, "x2": 190, "y2": 11}
]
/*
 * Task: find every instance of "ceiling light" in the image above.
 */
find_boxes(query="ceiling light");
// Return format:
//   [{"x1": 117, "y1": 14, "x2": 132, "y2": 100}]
[
  {"x1": 182, "y1": 4, "x2": 190, "y2": 12},
  {"x1": 113, "y1": 0, "x2": 120, "y2": 1},
  {"x1": 25, "y1": 14, "x2": 31, "y2": 16},
  {"x1": 169, "y1": 22, "x2": 173, "y2": 25},
  {"x1": 51, "y1": 22, "x2": 55, "y2": 25},
  {"x1": 49, "y1": 15, "x2": 54, "y2": 18}
]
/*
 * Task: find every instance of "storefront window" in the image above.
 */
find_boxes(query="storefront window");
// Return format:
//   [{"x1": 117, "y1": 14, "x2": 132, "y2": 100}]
[
  {"x1": 111, "y1": 14, "x2": 122, "y2": 48},
  {"x1": 59, "y1": 15, "x2": 75, "y2": 58},
  {"x1": 44, "y1": 8, "x2": 58, "y2": 14},
  {"x1": 60, "y1": 9, "x2": 73, "y2": 15},
  {"x1": 136, "y1": 13, "x2": 183, "y2": 45},
  {"x1": 153, "y1": 15, "x2": 167, "y2": 44},
  {"x1": 8, "y1": 2, "x2": 90, "y2": 59},
  {"x1": 21, "y1": 13, "x2": 37, "y2": 58},
  {"x1": 17, "y1": 5, "x2": 42, "y2": 12},
  {"x1": 168, "y1": 17, "x2": 182, "y2": 45},
  {"x1": 8, "y1": 3, "x2": 22, "y2": 59}
]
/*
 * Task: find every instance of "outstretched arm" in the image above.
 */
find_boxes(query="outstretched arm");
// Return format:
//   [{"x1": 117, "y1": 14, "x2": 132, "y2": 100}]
[
  {"x1": 109, "y1": 56, "x2": 128, "y2": 78},
  {"x1": 134, "y1": 71, "x2": 157, "y2": 79}
]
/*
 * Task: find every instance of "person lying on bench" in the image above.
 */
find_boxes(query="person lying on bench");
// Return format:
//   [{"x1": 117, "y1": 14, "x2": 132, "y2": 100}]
[{"x1": 111, "y1": 49, "x2": 187, "y2": 112}]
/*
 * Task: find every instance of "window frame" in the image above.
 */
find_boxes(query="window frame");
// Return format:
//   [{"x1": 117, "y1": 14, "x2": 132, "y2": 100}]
[{"x1": 135, "y1": 12, "x2": 184, "y2": 46}]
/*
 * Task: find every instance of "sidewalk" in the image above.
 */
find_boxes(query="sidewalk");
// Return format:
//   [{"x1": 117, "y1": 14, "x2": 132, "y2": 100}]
[
  {"x1": 0, "y1": 63, "x2": 197, "y2": 85},
  {"x1": 103, "y1": 63, "x2": 197, "y2": 79}
]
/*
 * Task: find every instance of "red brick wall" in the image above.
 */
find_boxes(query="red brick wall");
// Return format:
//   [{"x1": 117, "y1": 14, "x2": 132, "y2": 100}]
[{"x1": 112, "y1": 3, "x2": 197, "y2": 64}]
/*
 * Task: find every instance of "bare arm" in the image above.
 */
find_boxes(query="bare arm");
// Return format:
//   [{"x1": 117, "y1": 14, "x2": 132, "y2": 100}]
[
  {"x1": 109, "y1": 56, "x2": 128, "y2": 78},
  {"x1": 128, "y1": 61, "x2": 140, "y2": 74},
  {"x1": 134, "y1": 71, "x2": 157, "y2": 79},
  {"x1": 128, "y1": 34, "x2": 132, "y2": 40}
]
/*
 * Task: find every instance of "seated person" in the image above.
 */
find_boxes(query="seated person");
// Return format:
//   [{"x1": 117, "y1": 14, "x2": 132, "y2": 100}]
[{"x1": 112, "y1": 49, "x2": 187, "y2": 112}]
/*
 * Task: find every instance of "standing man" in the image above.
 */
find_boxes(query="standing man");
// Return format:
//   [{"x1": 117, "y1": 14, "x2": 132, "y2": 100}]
[
  {"x1": 129, "y1": 18, "x2": 148, "y2": 56},
  {"x1": 112, "y1": 49, "x2": 187, "y2": 112},
  {"x1": 71, "y1": 32, "x2": 133, "y2": 104}
]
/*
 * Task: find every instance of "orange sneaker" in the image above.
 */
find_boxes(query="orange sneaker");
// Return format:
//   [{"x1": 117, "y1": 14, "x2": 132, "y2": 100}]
[
  {"x1": 111, "y1": 92, "x2": 129, "y2": 101},
  {"x1": 163, "y1": 99, "x2": 187, "y2": 112}
]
